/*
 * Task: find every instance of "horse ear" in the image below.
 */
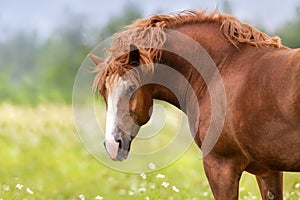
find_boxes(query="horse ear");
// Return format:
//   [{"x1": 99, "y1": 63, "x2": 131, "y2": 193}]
[
  {"x1": 88, "y1": 54, "x2": 105, "y2": 65},
  {"x1": 129, "y1": 44, "x2": 140, "y2": 65}
]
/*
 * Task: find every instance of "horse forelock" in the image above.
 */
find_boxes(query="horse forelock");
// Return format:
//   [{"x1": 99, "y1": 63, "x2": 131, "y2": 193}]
[
  {"x1": 93, "y1": 10, "x2": 282, "y2": 93},
  {"x1": 93, "y1": 21, "x2": 166, "y2": 94}
]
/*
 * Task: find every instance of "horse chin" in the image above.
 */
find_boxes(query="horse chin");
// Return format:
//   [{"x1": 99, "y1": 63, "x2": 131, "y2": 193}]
[
  {"x1": 116, "y1": 140, "x2": 132, "y2": 161},
  {"x1": 115, "y1": 149, "x2": 129, "y2": 161}
]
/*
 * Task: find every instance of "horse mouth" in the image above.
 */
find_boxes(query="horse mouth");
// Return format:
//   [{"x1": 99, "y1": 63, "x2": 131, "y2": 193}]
[
  {"x1": 115, "y1": 149, "x2": 129, "y2": 161},
  {"x1": 104, "y1": 139, "x2": 131, "y2": 161}
]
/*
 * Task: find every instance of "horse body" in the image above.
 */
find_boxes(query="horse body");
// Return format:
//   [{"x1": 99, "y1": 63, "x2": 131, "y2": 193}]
[
  {"x1": 164, "y1": 23, "x2": 300, "y2": 170},
  {"x1": 153, "y1": 24, "x2": 300, "y2": 199},
  {"x1": 232, "y1": 48, "x2": 300, "y2": 172},
  {"x1": 92, "y1": 11, "x2": 300, "y2": 200}
]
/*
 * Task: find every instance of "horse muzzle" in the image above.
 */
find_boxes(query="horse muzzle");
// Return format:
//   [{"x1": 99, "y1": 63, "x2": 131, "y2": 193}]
[{"x1": 103, "y1": 135, "x2": 132, "y2": 161}]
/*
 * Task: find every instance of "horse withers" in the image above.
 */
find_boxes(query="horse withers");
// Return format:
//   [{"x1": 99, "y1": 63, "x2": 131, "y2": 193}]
[{"x1": 89, "y1": 11, "x2": 300, "y2": 199}]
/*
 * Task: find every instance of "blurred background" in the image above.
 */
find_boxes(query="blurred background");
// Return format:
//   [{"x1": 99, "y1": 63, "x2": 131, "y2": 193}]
[
  {"x1": 1, "y1": 1, "x2": 300, "y2": 199},
  {"x1": 0, "y1": 0, "x2": 300, "y2": 104}
]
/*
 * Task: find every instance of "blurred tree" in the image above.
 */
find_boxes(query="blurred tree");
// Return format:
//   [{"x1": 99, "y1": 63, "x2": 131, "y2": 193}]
[
  {"x1": 277, "y1": 6, "x2": 300, "y2": 48},
  {"x1": 222, "y1": 0, "x2": 233, "y2": 14},
  {"x1": 0, "y1": 32, "x2": 39, "y2": 103},
  {"x1": 98, "y1": 3, "x2": 142, "y2": 40},
  {"x1": 0, "y1": 32, "x2": 38, "y2": 84},
  {"x1": 35, "y1": 12, "x2": 90, "y2": 103}
]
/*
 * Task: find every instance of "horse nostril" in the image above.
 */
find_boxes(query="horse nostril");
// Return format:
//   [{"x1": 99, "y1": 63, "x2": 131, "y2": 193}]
[
  {"x1": 116, "y1": 138, "x2": 123, "y2": 149},
  {"x1": 103, "y1": 140, "x2": 106, "y2": 148}
]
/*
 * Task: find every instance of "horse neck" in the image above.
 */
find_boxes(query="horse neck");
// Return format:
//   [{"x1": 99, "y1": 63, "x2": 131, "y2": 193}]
[
  {"x1": 174, "y1": 23, "x2": 237, "y2": 67},
  {"x1": 151, "y1": 23, "x2": 235, "y2": 113}
]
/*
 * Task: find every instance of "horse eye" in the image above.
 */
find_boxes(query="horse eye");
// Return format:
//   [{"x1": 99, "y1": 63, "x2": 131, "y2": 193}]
[{"x1": 126, "y1": 85, "x2": 136, "y2": 96}]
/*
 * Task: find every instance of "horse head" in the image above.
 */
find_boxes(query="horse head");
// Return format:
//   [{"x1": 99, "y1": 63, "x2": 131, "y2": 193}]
[{"x1": 90, "y1": 45, "x2": 153, "y2": 161}]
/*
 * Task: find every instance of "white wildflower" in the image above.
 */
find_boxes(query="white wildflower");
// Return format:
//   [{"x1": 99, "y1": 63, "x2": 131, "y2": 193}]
[
  {"x1": 145, "y1": 196, "x2": 150, "y2": 200},
  {"x1": 3, "y1": 185, "x2": 10, "y2": 191},
  {"x1": 162, "y1": 181, "x2": 169, "y2": 188},
  {"x1": 95, "y1": 195, "x2": 103, "y2": 200},
  {"x1": 156, "y1": 173, "x2": 165, "y2": 179},
  {"x1": 26, "y1": 187, "x2": 34, "y2": 195},
  {"x1": 149, "y1": 183, "x2": 156, "y2": 189},
  {"x1": 172, "y1": 185, "x2": 180, "y2": 193},
  {"x1": 130, "y1": 185, "x2": 137, "y2": 191},
  {"x1": 295, "y1": 183, "x2": 300, "y2": 189},
  {"x1": 78, "y1": 194, "x2": 85, "y2": 200},
  {"x1": 140, "y1": 173, "x2": 147, "y2": 179},
  {"x1": 119, "y1": 189, "x2": 126, "y2": 195},
  {"x1": 128, "y1": 191, "x2": 135, "y2": 196},
  {"x1": 149, "y1": 162, "x2": 156, "y2": 170},
  {"x1": 203, "y1": 192, "x2": 209, "y2": 197},
  {"x1": 138, "y1": 187, "x2": 146, "y2": 193},
  {"x1": 140, "y1": 182, "x2": 147, "y2": 188},
  {"x1": 16, "y1": 184, "x2": 23, "y2": 190}
]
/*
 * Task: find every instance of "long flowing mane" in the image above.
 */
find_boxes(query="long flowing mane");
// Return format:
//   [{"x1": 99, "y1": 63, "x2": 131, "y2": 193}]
[{"x1": 94, "y1": 10, "x2": 281, "y2": 91}]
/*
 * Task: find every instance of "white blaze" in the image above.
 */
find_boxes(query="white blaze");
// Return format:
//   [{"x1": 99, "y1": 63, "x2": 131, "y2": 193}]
[{"x1": 105, "y1": 77, "x2": 126, "y2": 159}]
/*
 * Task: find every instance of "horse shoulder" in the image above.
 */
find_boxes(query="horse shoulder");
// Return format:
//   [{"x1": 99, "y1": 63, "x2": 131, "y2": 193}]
[{"x1": 287, "y1": 48, "x2": 300, "y2": 122}]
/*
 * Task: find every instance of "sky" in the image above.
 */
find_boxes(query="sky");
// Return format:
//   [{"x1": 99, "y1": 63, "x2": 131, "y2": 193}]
[{"x1": 0, "y1": 0, "x2": 300, "y2": 40}]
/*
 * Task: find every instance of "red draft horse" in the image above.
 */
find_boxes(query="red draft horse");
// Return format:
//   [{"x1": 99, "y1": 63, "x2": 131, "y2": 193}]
[{"x1": 90, "y1": 11, "x2": 300, "y2": 199}]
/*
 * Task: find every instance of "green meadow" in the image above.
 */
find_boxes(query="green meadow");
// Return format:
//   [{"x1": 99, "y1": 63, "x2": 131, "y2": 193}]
[{"x1": 0, "y1": 104, "x2": 299, "y2": 200}]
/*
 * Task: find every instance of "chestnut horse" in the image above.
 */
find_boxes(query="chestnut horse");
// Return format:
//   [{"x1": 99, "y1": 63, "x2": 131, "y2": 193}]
[{"x1": 90, "y1": 11, "x2": 300, "y2": 199}]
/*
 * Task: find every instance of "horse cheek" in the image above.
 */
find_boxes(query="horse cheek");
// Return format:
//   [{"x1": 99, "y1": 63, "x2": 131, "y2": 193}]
[
  {"x1": 129, "y1": 93, "x2": 152, "y2": 126},
  {"x1": 139, "y1": 91, "x2": 153, "y2": 125}
]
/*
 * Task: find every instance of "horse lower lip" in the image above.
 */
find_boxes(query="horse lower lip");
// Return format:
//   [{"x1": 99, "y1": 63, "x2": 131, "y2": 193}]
[
  {"x1": 115, "y1": 156, "x2": 126, "y2": 161},
  {"x1": 116, "y1": 149, "x2": 129, "y2": 161}
]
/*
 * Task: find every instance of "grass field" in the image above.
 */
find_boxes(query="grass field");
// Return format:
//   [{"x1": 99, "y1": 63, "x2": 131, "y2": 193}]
[{"x1": 0, "y1": 103, "x2": 299, "y2": 200}]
